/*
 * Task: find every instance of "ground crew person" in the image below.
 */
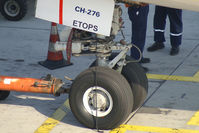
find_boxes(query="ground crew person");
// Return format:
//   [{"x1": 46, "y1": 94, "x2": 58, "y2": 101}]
[
  {"x1": 126, "y1": 2, "x2": 150, "y2": 72},
  {"x1": 147, "y1": 6, "x2": 183, "y2": 56}
]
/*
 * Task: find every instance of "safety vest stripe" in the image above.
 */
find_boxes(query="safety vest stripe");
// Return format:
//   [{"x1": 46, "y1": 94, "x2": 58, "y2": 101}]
[
  {"x1": 154, "y1": 29, "x2": 165, "y2": 32},
  {"x1": 170, "y1": 32, "x2": 183, "y2": 36}
]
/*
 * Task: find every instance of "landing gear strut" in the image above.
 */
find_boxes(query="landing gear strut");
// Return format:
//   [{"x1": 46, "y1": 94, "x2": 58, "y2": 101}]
[{"x1": 0, "y1": 3, "x2": 148, "y2": 130}]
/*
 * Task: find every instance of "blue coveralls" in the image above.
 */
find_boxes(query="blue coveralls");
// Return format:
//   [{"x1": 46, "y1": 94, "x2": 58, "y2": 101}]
[
  {"x1": 128, "y1": 5, "x2": 149, "y2": 60},
  {"x1": 154, "y1": 6, "x2": 183, "y2": 48}
]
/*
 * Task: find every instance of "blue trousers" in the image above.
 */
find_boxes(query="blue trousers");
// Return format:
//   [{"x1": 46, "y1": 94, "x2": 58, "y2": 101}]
[
  {"x1": 154, "y1": 6, "x2": 183, "y2": 48},
  {"x1": 128, "y1": 5, "x2": 149, "y2": 60}
]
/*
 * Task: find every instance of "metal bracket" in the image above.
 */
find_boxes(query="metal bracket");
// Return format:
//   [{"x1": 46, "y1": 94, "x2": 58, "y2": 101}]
[{"x1": 108, "y1": 44, "x2": 131, "y2": 69}]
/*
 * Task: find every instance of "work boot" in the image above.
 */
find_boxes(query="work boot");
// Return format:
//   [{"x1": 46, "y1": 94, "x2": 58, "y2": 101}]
[
  {"x1": 140, "y1": 57, "x2": 151, "y2": 63},
  {"x1": 170, "y1": 47, "x2": 179, "y2": 56},
  {"x1": 147, "y1": 42, "x2": 165, "y2": 52}
]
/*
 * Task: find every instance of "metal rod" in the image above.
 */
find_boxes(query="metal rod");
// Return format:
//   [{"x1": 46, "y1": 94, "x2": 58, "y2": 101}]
[{"x1": 0, "y1": 75, "x2": 54, "y2": 94}]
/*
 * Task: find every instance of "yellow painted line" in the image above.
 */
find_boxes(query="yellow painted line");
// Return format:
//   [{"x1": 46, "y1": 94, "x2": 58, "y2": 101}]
[
  {"x1": 194, "y1": 71, "x2": 199, "y2": 78},
  {"x1": 35, "y1": 99, "x2": 70, "y2": 133},
  {"x1": 110, "y1": 125, "x2": 127, "y2": 133},
  {"x1": 147, "y1": 74, "x2": 199, "y2": 82},
  {"x1": 110, "y1": 125, "x2": 199, "y2": 133},
  {"x1": 187, "y1": 110, "x2": 199, "y2": 126}
]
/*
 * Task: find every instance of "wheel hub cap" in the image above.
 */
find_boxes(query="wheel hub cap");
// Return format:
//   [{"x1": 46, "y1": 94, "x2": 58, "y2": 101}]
[
  {"x1": 4, "y1": 0, "x2": 20, "y2": 17},
  {"x1": 83, "y1": 86, "x2": 113, "y2": 117}
]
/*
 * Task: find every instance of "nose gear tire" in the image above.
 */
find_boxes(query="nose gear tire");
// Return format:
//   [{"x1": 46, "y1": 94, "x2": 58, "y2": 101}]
[
  {"x1": 69, "y1": 66, "x2": 133, "y2": 130},
  {"x1": 0, "y1": 0, "x2": 27, "y2": 21}
]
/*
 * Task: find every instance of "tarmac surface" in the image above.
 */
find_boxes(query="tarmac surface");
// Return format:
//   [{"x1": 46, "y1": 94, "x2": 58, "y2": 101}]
[{"x1": 1, "y1": 0, "x2": 199, "y2": 133}]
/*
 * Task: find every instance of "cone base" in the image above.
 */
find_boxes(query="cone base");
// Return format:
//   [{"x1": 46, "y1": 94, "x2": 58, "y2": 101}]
[{"x1": 38, "y1": 59, "x2": 73, "y2": 70}]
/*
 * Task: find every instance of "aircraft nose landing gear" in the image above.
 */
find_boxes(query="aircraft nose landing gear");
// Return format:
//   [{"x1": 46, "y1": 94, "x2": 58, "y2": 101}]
[{"x1": 0, "y1": 3, "x2": 148, "y2": 130}]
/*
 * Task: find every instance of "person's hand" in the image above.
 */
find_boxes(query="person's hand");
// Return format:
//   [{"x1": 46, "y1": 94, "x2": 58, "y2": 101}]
[
  {"x1": 125, "y1": 1, "x2": 148, "y2": 7},
  {"x1": 131, "y1": 1, "x2": 141, "y2": 5},
  {"x1": 131, "y1": 1, "x2": 148, "y2": 6},
  {"x1": 139, "y1": 2, "x2": 148, "y2": 6}
]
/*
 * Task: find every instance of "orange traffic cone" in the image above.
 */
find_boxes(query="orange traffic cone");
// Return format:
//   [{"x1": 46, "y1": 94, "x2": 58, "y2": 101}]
[{"x1": 39, "y1": 22, "x2": 72, "y2": 70}]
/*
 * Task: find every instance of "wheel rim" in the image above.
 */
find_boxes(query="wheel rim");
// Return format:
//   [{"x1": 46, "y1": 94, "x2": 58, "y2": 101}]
[
  {"x1": 83, "y1": 86, "x2": 113, "y2": 117},
  {"x1": 4, "y1": 0, "x2": 20, "y2": 17}
]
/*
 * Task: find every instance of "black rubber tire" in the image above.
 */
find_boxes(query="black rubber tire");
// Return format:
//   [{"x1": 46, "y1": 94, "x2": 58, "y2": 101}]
[
  {"x1": 0, "y1": 91, "x2": 10, "y2": 100},
  {"x1": 69, "y1": 66, "x2": 133, "y2": 130},
  {"x1": 90, "y1": 53, "x2": 148, "y2": 111},
  {"x1": 121, "y1": 58, "x2": 148, "y2": 111},
  {"x1": 0, "y1": 0, "x2": 27, "y2": 21}
]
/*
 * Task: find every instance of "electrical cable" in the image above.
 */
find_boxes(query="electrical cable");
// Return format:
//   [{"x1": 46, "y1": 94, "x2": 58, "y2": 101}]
[{"x1": 125, "y1": 43, "x2": 142, "y2": 63}]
